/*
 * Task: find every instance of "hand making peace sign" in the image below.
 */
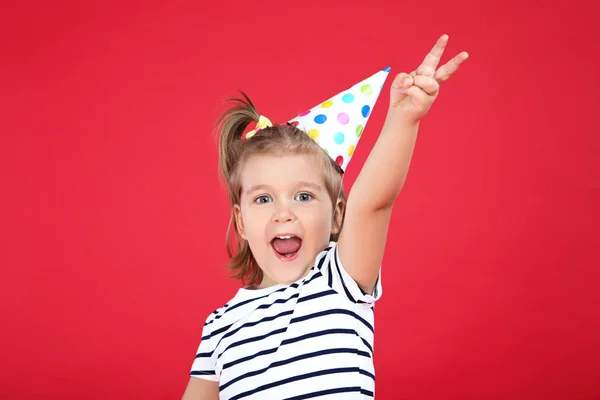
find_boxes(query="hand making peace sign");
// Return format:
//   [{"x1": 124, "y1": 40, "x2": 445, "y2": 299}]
[{"x1": 390, "y1": 34, "x2": 469, "y2": 122}]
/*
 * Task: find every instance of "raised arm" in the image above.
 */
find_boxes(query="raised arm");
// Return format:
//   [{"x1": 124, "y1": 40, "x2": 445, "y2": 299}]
[{"x1": 338, "y1": 34, "x2": 469, "y2": 293}]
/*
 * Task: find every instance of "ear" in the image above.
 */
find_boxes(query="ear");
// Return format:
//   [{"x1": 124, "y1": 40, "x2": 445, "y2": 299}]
[
  {"x1": 330, "y1": 198, "x2": 346, "y2": 236},
  {"x1": 233, "y1": 204, "x2": 247, "y2": 240}
]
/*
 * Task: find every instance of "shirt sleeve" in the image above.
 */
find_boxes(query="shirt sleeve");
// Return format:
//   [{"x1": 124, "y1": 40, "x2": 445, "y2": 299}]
[
  {"x1": 189, "y1": 312, "x2": 219, "y2": 382},
  {"x1": 318, "y1": 241, "x2": 383, "y2": 306}
]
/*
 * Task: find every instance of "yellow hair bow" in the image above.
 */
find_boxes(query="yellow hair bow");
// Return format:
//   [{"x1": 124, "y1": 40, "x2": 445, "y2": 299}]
[{"x1": 245, "y1": 115, "x2": 272, "y2": 139}]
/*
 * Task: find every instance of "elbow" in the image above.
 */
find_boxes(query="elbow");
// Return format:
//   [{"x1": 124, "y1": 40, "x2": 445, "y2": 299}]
[{"x1": 369, "y1": 183, "x2": 406, "y2": 211}]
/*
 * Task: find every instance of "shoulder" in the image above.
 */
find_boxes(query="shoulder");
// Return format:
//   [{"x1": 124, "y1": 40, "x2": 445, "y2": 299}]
[{"x1": 201, "y1": 289, "x2": 256, "y2": 327}]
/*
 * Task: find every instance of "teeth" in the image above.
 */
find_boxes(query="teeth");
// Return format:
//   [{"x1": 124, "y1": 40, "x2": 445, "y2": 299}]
[{"x1": 277, "y1": 236, "x2": 293, "y2": 239}]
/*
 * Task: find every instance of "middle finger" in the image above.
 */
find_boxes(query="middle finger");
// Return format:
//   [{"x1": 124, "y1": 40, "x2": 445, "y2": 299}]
[{"x1": 415, "y1": 34, "x2": 449, "y2": 77}]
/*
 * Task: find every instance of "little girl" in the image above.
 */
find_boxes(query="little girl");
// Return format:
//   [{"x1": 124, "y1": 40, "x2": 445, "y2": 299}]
[{"x1": 182, "y1": 35, "x2": 468, "y2": 399}]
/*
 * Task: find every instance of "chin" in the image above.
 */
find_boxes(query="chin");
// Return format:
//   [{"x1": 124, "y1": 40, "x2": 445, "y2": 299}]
[{"x1": 266, "y1": 256, "x2": 313, "y2": 285}]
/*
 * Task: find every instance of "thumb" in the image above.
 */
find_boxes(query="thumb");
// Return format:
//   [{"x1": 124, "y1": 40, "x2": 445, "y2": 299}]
[{"x1": 390, "y1": 72, "x2": 414, "y2": 105}]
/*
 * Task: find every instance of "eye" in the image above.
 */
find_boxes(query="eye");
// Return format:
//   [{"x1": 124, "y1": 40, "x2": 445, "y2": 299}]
[
  {"x1": 295, "y1": 192, "x2": 314, "y2": 202},
  {"x1": 254, "y1": 195, "x2": 272, "y2": 204}
]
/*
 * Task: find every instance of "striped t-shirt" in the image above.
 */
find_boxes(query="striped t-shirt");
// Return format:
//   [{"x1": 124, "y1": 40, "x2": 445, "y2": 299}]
[{"x1": 190, "y1": 241, "x2": 383, "y2": 399}]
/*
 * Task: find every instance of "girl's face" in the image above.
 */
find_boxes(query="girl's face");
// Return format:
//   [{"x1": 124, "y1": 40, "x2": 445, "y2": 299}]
[{"x1": 234, "y1": 153, "x2": 339, "y2": 288}]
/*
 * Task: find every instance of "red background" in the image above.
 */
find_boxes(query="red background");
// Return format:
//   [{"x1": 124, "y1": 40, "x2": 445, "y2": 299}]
[{"x1": 1, "y1": 0, "x2": 599, "y2": 399}]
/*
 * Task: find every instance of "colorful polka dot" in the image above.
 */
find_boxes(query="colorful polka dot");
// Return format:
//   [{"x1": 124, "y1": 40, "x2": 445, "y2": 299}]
[
  {"x1": 314, "y1": 114, "x2": 327, "y2": 124},
  {"x1": 342, "y1": 93, "x2": 355, "y2": 103},
  {"x1": 337, "y1": 112, "x2": 349, "y2": 125},
  {"x1": 283, "y1": 67, "x2": 389, "y2": 171},
  {"x1": 356, "y1": 124, "x2": 363, "y2": 137},
  {"x1": 361, "y1": 105, "x2": 371, "y2": 118},
  {"x1": 361, "y1": 84, "x2": 372, "y2": 95}
]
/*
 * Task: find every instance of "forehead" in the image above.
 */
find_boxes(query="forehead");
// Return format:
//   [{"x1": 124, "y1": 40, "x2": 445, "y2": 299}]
[{"x1": 240, "y1": 153, "x2": 324, "y2": 189}]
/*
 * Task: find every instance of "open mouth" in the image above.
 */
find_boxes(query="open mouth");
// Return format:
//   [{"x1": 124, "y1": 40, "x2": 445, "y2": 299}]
[{"x1": 270, "y1": 235, "x2": 302, "y2": 261}]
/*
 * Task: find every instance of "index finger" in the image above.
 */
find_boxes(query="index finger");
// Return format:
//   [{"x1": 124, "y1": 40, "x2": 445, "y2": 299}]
[{"x1": 415, "y1": 34, "x2": 449, "y2": 78}]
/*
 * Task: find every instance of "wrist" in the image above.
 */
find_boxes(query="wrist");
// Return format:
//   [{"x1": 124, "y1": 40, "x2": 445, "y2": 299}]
[{"x1": 383, "y1": 110, "x2": 420, "y2": 133}]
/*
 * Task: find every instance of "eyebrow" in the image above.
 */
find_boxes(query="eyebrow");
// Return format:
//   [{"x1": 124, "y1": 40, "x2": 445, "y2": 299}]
[{"x1": 244, "y1": 181, "x2": 323, "y2": 196}]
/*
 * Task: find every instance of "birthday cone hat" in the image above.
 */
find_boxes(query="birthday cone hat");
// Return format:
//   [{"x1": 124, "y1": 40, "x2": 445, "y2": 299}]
[{"x1": 287, "y1": 66, "x2": 391, "y2": 171}]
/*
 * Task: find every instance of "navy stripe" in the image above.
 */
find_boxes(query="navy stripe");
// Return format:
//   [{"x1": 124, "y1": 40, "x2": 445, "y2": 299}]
[
  {"x1": 214, "y1": 309, "x2": 294, "y2": 350},
  {"x1": 222, "y1": 329, "x2": 358, "y2": 371},
  {"x1": 216, "y1": 327, "x2": 288, "y2": 360},
  {"x1": 333, "y1": 247, "x2": 358, "y2": 303},
  {"x1": 202, "y1": 321, "x2": 232, "y2": 341},
  {"x1": 284, "y1": 387, "x2": 362, "y2": 400},
  {"x1": 360, "y1": 389, "x2": 374, "y2": 396},
  {"x1": 290, "y1": 308, "x2": 374, "y2": 333},
  {"x1": 220, "y1": 347, "x2": 370, "y2": 391},
  {"x1": 326, "y1": 252, "x2": 334, "y2": 288},
  {"x1": 281, "y1": 328, "x2": 356, "y2": 346},
  {"x1": 222, "y1": 346, "x2": 278, "y2": 370},
  {"x1": 229, "y1": 367, "x2": 359, "y2": 400},
  {"x1": 189, "y1": 370, "x2": 215, "y2": 376},
  {"x1": 304, "y1": 270, "x2": 322, "y2": 284},
  {"x1": 194, "y1": 351, "x2": 211, "y2": 359},
  {"x1": 316, "y1": 250, "x2": 329, "y2": 271},
  {"x1": 256, "y1": 297, "x2": 298, "y2": 310},
  {"x1": 360, "y1": 336, "x2": 373, "y2": 354},
  {"x1": 297, "y1": 289, "x2": 336, "y2": 303},
  {"x1": 256, "y1": 293, "x2": 300, "y2": 310},
  {"x1": 359, "y1": 368, "x2": 375, "y2": 380}
]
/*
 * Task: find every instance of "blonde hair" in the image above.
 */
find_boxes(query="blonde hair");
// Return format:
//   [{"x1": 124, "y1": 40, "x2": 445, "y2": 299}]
[{"x1": 215, "y1": 92, "x2": 346, "y2": 286}]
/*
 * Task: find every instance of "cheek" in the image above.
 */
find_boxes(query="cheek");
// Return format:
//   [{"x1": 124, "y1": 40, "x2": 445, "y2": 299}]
[
  {"x1": 241, "y1": 207, "x2": 269, "y2": 237},
  {"x1": 301, "y1": 206, "x2": 333, "y2": 236}
]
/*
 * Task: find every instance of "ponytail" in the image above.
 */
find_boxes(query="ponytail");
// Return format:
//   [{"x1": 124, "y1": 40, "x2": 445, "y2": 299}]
[{"x1": 216, "y1": 92, "x2": 260, "y2": 186}]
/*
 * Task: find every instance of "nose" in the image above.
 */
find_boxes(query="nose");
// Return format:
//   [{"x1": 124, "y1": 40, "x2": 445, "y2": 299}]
[{"x1": 272, "y1": 202, "x2": 296, "y2": 223}]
